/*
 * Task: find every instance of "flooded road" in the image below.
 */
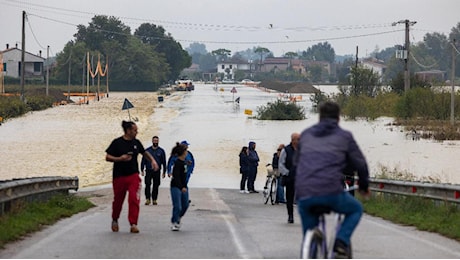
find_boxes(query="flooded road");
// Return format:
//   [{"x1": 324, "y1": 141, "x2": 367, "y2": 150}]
[{"x1": 1, "y1": 83, "x2": 459, "y2": 189}]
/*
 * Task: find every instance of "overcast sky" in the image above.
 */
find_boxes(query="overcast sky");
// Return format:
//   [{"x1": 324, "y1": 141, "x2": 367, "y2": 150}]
[{"x1": 1, "y1": 0, "x2": 459, "y2": 59}]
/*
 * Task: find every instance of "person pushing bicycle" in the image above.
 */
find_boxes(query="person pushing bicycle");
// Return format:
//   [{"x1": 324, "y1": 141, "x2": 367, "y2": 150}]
[{"x1": 294, "y1": 101, "x2": 370, "y2": 258}]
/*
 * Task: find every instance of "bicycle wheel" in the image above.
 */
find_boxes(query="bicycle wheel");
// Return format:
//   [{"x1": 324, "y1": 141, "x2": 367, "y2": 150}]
[
  {"x1": 269, "y1": 177, "x2": 277, "y2": 205},
  {"x1": 263, "y1": 177, "x2": 271, "y2": 204},
  {"x1": 301, "y1": 228, "x2": 325, "y2": 259}
]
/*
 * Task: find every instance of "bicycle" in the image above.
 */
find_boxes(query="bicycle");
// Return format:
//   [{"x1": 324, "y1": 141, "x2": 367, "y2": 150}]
[
  {"x1": 263, "y1": 163, "x2": 278, "y2": 205},
  {"x1": 300, "y1": 185, "x2": 357, "y2": 259}
]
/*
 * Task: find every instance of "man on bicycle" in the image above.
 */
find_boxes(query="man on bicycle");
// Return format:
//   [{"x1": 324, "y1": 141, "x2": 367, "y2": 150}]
[{"x1": 295, "y1": 101, "x2": 370, "y2": 258}]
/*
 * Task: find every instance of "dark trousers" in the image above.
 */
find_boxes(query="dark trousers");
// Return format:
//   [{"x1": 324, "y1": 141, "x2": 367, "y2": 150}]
[
  {"x1": 240, "y1": 171, "x2": 249, "y2": 190},
  {"x1": 145, "y1": 169, "x2": 161, "y2": 200},
  {"x1": 285, "y1": 177, "x2": 295, "y2": 218},
  {"x1": 247, "y1": 167, "x2": 257, "y2": 191}
]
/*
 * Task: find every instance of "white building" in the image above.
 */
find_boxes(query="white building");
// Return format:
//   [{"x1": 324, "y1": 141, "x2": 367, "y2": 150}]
[
  {"x1": 216, "y1": 59, "x2": 251, "y2": 80},
  {"x1": 1, "y1": 46, "x2": 45, "y2": 80},
  {"x1": 361, "y1": 57, "x2": 387, "y2": 80}
]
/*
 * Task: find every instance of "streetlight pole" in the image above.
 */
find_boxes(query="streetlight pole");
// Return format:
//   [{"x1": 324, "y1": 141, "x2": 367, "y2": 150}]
[{"x1": 392, "y1": 19, "x2": 417, "y2": 93}]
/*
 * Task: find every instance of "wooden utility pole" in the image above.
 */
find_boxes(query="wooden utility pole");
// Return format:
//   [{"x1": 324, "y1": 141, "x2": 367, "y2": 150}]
[
  {"x1": 404, "y1": 20, "x2": 414, "y2": 93},
  {"x1": 393, "y1": 19, "x2": 416, "y2": 93},
  {"x1": 20, "y1": 11, "x2": 26, "y2": 102},
  {"x1": 451, "y1": 39, "x2": 456, "y2": 126},
  {"x1": 354, "y1": 46, "x2": 358, "y2": 91},
  {"x1": 46, "y1": 45, "x2": 49, "y2": 96}
]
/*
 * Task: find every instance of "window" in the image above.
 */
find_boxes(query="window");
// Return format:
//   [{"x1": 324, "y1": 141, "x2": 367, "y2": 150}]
[
  {"x1": 221, "y1": 65, "x2": 225, "y2": 69},
  {"x1": 34, "y1": 62, "x2": 41, "y2": 72},
  {"x1": 229, "y1": 65, "x2": 233, "y2": 69},
  {"x1": 2, "y1": 63, "x2": 5, "y2": 71}
]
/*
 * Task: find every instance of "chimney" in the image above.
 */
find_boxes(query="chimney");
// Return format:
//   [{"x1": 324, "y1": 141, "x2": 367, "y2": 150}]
[
  {"x1": 6, "y1": 43, "x2": 9, "y2": 49},
  {"x1": 15, "y1": 43, "x2": 18, "y2": 48},
  {"x1": 39, "y1": 50, "x2": 42, "y2": 57}
]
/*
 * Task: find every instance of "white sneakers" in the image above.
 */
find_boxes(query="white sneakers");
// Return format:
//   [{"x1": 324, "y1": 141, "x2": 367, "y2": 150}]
[
  {"x1": 171, "y1": 222, "x2": 181, "y2": 231},
  {"x1": 239, "y1": 190, "x2": 250, "y2": 194}
]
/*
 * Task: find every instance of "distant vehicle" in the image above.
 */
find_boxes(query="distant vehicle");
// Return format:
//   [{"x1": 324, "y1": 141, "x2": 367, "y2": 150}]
[
  {"x1": 174, "y1": 80, "x2": 194, "y2": 91},
  {"x1": 240, "y1": 79, "x2": 253, "y2": 84},
  {"x1": 240, "y1": 79, "x2": 260, "y2": 85},
  {"x1": 222, "y1": 79, "x2": 235, "y2": 84}
]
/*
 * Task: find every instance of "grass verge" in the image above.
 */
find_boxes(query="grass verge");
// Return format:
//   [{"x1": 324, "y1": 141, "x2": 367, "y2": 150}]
[
  {"x1": 359, "y1": 193, "x2": 460, "y2": 241},
  {"x1": 0, "y1": 193, "x2": 95, "y2": 248}
]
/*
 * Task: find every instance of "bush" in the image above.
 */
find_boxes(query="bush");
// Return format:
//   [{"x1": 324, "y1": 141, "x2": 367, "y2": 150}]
[
  {"x1": 256, "y1": 99, "x2": 305, "y2": 120},
  {"x1": 0, "y1": 96, "x2": 29, "y2": 119}
]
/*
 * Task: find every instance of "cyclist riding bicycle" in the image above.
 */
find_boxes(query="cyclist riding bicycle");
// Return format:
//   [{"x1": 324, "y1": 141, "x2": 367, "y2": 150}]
[{"x1": 294, "y1": 101, "x2": 370, "y2": 258}]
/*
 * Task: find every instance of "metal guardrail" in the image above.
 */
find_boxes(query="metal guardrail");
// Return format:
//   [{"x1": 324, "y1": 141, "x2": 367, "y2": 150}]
[
  {"x1": 0, "y1": 176, "x2": 79, "y2": 215},
  {"x1": 369, "y1": 178, "x2": 460, "y2": 203}
]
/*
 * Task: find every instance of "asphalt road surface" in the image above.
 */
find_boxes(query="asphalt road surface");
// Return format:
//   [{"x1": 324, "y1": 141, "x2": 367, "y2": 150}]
[{"x1": 1, "y1": 187, "x2": 460, "y2": 258}]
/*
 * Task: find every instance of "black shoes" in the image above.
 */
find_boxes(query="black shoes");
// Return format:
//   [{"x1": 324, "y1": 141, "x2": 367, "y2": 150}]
[
  {"x1": 288, "y1": 216, "x2": 294, "y2": 224},
  {"x1": 333, "y1": 239, "x2": 350, "y2": 259},
  {"x1": 249, "y1": 190, "x2": 259, "y2": 193}
]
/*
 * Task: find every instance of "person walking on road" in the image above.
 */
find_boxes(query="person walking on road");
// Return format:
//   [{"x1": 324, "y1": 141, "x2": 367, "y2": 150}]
[
  {"x1": 168, "y1": 140, "x2": 195, "y2": 184},
  {"x1": 295, "y1": 101, "x2": 370, "y2": 258},
  {"x1": 169, "y1": 142, "x2": 190, "y2": 231},
  {"x1": 239, "y1": 146, "x2": 250, "y2": 193},
  {"x1": 141, "y1": 135, "x2": 167, "y2": 206},
  {"x1": 247, "y1": 141, "x2": 260, "y2": 193},
  {"x1": 272, "y1": 144, "x2": 285, "y2": 203},
  {"x1": 279, "y1": 133, "x2": 300, "y2": 223},
  {"x1": 105, "y1": 120, "x2": 159, "y2": 233}
]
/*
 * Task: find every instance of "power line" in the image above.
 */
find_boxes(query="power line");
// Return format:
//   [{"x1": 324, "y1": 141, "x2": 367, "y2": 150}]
[
  {"x1": 27, "y1": 12, "x2": 404, "y2": 46},
  {"x1": 410, "y1": 52, "x2": 438, "y2": 69},
  {"x1": 6, "y1": 0, "x2": 395, "y2": 33},
  {"x1": 25, "y1": 13, "x2": 47, "y2": 50},
  {"x1": 451, "y1": 41, "x2": 460, "y2": 55}
]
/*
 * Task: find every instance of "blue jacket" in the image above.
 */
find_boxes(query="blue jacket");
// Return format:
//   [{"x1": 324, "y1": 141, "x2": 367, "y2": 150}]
[
  {"x1": 141, "y1": 146, "x2": 166, "y2": 173},
  {"x1": 168, "y1": 151, "x2": 195, "y2": 183},
  {"x1": 239, "y1": 152, "x2": 249, "y2": 174},
  {"x1": 295, "y1": 118, "x2": 369, "y2": 200},
  {"x1": 247, "y1": 142, "x2": 259, "y2": 173}
]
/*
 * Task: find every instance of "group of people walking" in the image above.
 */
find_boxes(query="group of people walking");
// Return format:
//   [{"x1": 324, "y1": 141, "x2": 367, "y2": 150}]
[
  {"x1": 105, "y1": 101, "x2": 370, "y2": 258},
  {"x1": 238, "y1": 101, "x2": 370, "y2": 258},
  {"x1": 105, "y1": 121, "x2": 195, "y2": 233}
]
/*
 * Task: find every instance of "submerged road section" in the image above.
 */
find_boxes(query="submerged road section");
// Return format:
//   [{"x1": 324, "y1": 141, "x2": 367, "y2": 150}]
[{"x1": 1, "y1": 187, "x2": 460, "y2": 258}]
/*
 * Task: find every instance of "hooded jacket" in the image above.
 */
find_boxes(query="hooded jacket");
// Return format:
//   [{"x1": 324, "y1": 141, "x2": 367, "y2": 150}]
[
  {"x1": 247, "y1": 141, "x2": 259, "y2": 170},
  {"x1": 294, "y1": 118, "x2": 369, "y2": 200}
]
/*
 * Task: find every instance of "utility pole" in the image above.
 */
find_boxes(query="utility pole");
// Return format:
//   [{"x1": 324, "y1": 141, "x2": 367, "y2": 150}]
[
  {"x1": 354, "y1": 46, "x2": 358, "y2": 92},
  {"x1": 67, "y1": 50, "x2": 72, "y2": 101},
  {"x1": 46, "y1": 45, "x2": 49, "y2": 96},
  {"x1": 393, "y1": 19, "x2": 417, "y2": 93},
  {"x1": 20, "y1": 11, "x2": 26, "y2": 102},
  {"x1": 451, "y1": 39, "x2": 456, "y2": 126}
]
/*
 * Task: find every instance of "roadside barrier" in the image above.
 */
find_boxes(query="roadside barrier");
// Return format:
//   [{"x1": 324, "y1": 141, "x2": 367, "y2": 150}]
[
  {"x1": 369, "y1": 178, "x2": 460, "y2": 203},
  {"x1": 0, "y1": 176, "x2": 79, "y2": 216}
]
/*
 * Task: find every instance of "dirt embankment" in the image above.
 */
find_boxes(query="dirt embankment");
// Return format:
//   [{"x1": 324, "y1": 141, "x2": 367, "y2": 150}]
[{"x1": 260, "y1": 80, "x2": 320, "y2": 93}]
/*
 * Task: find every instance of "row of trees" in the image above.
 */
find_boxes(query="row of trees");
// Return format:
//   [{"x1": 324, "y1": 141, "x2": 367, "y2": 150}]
[{"x1": 52, "y1": 15, "x2": 191, "y2": 90}]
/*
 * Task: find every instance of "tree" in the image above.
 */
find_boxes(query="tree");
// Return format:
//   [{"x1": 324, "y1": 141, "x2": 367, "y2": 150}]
[
  {"x1": 344, "y1": 65, "x2": 381, "y2": 97},
  {"x1": 309, "y1": 65, "x2": 323, "y2": 83},
  {"x1": 135, "y1": 23, "x2": 191, "y2": 81},
  {"x1": 74, "y1": 15, "x2": 130, "y2": 52},
  {"x1": 53, "y1": 15, "x2": 173, "y2": 88},
  {"x1": 389, "y1": 72, "x2": 431, "y2": 95},
  {"x1": 302, "y1": 42, "x2": 335, "y2": 63},
  {"x1": 254, "y1": 46, "x2": 270, "y2": 71},
  {"x1": 186, "y1": 42, "x2": 207, "y2": 55},
  {"x1": 211, "y1": 48, "x2": 231, "y2": 62}
]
